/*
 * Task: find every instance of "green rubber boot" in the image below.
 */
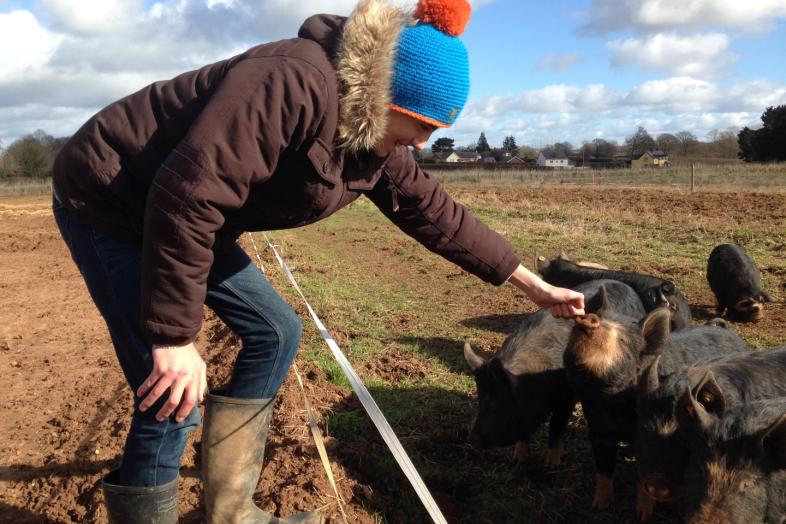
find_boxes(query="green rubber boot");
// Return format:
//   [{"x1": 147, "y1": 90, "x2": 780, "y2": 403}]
[
  {"x1": 101, "y1": 471, "x2": 178, "y2": 524},
  {"x1": 202, "y1": 393, "x2": 324, "y2": 524}
]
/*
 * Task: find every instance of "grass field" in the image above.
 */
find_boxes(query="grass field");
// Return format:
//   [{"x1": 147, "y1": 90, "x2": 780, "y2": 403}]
[
  {"x1": 430, "y1": 162, "x2": 786, "y2": 192},
  {"x1": 246, "y1": 183, "x2": 786, "y2": 523},
  {"x1": 2, "y1": 167, "x2": 785, "y2": 523}
]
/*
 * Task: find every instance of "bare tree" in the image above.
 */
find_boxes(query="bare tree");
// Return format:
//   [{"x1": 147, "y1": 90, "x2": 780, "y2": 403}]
[
  {"x1": 656, "y1": 133, "x2": 679, "y2": 154},
  {"x1": 675, "y1": 130, "x2": 698, "y2": 156},
  {"x1": 625, "y1": 126, "x2": 656, "y2": 158}
]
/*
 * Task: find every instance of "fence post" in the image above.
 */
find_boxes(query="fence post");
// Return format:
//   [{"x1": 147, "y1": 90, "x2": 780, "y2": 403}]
[{"x1": 690, "y1": 163, "x2": 695, "y2": 193}]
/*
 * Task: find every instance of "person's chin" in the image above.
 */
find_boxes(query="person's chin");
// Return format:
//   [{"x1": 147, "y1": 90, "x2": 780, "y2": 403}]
[{"x1": 373, "y1": 144, "x2": 393, "y2": 157}]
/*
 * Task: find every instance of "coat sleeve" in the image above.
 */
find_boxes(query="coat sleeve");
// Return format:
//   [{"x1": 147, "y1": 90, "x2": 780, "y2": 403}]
[
  {"x1": 365, "y1": 147, "x2": 521, "y2": 286},
  {"x1": 141, "y1": 57, "x2": 328, "y2": 345}
]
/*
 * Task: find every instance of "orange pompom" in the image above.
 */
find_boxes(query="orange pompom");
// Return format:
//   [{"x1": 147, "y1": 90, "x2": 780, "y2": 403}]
[{"x1": 414, "y1": 0, "x2": 472, "y2": 37}]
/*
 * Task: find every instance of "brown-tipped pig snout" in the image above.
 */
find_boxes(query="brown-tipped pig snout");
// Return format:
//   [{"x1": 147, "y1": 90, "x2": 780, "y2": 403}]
[{"x1": 576, "y1": 314, "x2": 601, "y2": 332}]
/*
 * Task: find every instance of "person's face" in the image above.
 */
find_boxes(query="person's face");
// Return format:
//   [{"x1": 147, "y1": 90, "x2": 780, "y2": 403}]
[{"x1": 373, "y1": 110, "x2": 438, "y2": 157}]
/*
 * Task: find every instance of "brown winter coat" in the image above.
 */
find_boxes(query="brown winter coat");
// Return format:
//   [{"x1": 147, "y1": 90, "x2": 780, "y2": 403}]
[{"x1": 53, "y1": 0, "x2": 520, "y2": 345}]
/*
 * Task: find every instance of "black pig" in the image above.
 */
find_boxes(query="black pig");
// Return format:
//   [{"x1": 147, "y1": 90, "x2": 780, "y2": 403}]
[
  {"x1": 535, "y1": 252, "x2": 692, "y2": 331},
  {"x1": 707, "y1": 243, "x2": 772, "y2": 322},
  {"x1": 465, "y1": 279, "x2": 645, "y2": 466},
  {"x1": 679, "y1": 397, "x2": 786, "y2": 524},
  {"x1": 563, "y1": 298, "x2": 748, "y2": 512},
  {"x1": 636, "y1": 346, "x2": 786, "y2": 518}
]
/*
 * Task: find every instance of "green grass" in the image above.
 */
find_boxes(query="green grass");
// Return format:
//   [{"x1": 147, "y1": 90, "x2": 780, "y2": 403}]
[{"x1": 242, "y1": 182, "x2": 785, "y2": 523}]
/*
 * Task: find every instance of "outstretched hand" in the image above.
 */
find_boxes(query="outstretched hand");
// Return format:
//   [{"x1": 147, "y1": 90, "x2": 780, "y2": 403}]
[
  {"x1": 137, "y1": 342, "x2": 208, "y2": 423},
  {"x1": 528, "y1": 282, "x2": 585, "y2": 319},
  {"x1": 507, "y1": 263, "x2": 585, "y2": 319}
]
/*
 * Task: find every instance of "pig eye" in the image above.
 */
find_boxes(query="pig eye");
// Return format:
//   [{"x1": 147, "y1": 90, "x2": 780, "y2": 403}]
[
  {"x1": 699, "y1": 392, "x2": 715, "y2": 405},
  {"x1": 739, "y1": 478, "x2": 758, "y2": 491}
]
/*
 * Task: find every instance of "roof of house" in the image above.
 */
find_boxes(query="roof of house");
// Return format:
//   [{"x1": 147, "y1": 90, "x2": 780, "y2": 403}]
[
  {"x1": 540, "y1": 150, "x2": 569, "y2": 160},
  {"x1": 639, "y1": 150, "x2": 668, "y2": 159},
  {"x1": 454, "y1": 151, "x2": 481, "y2": 159}
]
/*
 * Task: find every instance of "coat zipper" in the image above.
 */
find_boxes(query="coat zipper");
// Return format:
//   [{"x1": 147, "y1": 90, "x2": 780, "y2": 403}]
[{"x1": 388, "y1": 183, "x2": 400, "y2": 212}]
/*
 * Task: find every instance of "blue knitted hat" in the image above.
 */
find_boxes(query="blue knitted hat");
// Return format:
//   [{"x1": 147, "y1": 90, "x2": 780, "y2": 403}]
[{"x1": 389, "y1": 0, "x2": 471, "y2": 128}]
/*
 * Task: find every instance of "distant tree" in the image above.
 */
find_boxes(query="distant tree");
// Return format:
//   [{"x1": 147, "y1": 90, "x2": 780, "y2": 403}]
[
  {"x1": 705, "y1": 128, "x2": 739, "y2": 158},
  {"x1": 475, "y1": 132, "x2": 491, "y2": 153},
  {"x1": 737, "y1": 127, "x2": 757, "y2": 162},
  {"x1": 517, "y1": 145, "x2": 537, "y2": 161},
  {"x1": 625, "y1": 126, "x2": 656, "y2": 158},
  {"x1": 554, "y1": 142, "x2": 573, "y2": 156},
  {"x1": 738, "y1": 105, "x2": 786, "y2": 162},
  {"x1": 431, "y1": 137, "x2": 455, "y2": 154},
  {"x1": 675, "y1": 130, "x2": 698, "y2": 156},
  {"x1": 656, "y1": 133, "x2": 679, "y2": 154},
  {"x1": 582, "y1": 138, "x2": 616, "y2": 158},
  {"x1": 6, "y1": 137, "x2": 49, "y2": 177},
  {"x1": 758, "y1": 105, "x2": 786, "y2": 161},
  {"x1": 501, "y1": 135, "x2": 518, "y2": 154},
  {"x1": 3, "y1": 129, "x2": 67, "y2": 178}
]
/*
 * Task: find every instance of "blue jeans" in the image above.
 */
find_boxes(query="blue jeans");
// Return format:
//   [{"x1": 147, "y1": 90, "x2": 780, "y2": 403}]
[{"x1": 52, "y1": 197, "x2": 302, "y2": 487}]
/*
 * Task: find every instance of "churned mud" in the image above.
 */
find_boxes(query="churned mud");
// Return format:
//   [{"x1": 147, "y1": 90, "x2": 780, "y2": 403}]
[{"x1": 1, "y1": 190, "x2": 784, "y2": 523}]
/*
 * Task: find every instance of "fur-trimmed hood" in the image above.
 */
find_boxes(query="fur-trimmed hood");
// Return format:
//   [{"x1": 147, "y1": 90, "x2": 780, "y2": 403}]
[{"x1": 299, "y1": 0, "x2": 408, "y2": 153}]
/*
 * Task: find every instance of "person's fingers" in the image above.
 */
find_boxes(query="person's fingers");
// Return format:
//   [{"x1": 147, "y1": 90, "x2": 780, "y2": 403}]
[
  {"x1": 199, "y1": 364, "x2": 208, "y2": 402},
  {"x1": 568, "y1": 304, "x2": 585, "y2": 317},
  {"x1": 175, "y1": 381, "x2": 199, "y2": 422},
  {"x1": 156, "y1": 375, "x2": 187, "y2": 421},
  {"x1": 140, "y1": 373, "x2": 174, "y2": 414},
  {"x1": 550, "y1": 304, "x2": 566, "y2": 318},
  {"x1": 137, "y1": 368, "x2": 161, "y2": 399},
  {"x1": 571, "y1": 291, "x2": 586, "y2": 310}
]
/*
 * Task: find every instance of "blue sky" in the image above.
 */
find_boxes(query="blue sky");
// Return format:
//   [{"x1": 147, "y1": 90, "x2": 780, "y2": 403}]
[{"x1": 1, "y1": 0, "x2": 786, "y2": 150}]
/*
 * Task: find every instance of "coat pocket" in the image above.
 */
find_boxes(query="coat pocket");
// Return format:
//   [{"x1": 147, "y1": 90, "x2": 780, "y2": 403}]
[{"x1": 306, "y1": 138, "x2": 342, "y2": 186}]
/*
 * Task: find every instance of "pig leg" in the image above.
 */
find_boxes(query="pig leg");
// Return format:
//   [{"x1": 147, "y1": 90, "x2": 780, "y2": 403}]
[
  {"x1": 546, "y1": 399, "x2": 575, "y2": 466},
  {"x1": 513, "y1": 440, "x2": 529, "y2": 464},
  {"x1": 589, "y1": 435, "x2": 618, "y2": 510},
  {"x1": 636, "y1": 481, "x2": 656, "y2": 521},
  {"x1": 592, "y1": 474, "x2": 614, "y2": 511}
]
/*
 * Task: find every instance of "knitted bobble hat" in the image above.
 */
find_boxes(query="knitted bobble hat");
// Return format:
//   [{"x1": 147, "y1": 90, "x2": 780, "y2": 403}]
[{"x1": 389, "y1": 0, "x2": 472, "y2": 128}]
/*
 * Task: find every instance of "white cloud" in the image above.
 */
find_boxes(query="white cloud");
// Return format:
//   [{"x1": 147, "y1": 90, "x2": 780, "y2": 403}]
[
  {"x1": 579, "y1": 0, "x2": 786, "y2": 35},
  {"x1": 625, "y1": 77, "x2": 721, "y2": 111},
  {"x1": 535, "y1": 52, "x2": 583, "y2": 71},
  {"x1": 438, "y1": 77, "x2": 786, "y2": 147},
  {"x1": 38, "y1": 0, "x2": 142, "y2": 34},
  {"x1": 608, "y1": 33, "x2": 737, "y2": 79},
  {"x1": 0, "y1": 11, "x2": 62, "y2": 81}
]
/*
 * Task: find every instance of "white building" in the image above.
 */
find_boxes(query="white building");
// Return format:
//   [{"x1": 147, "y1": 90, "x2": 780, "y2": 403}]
[{"x1": 537, "y1": 151, "x2": 571, "y2": 169}]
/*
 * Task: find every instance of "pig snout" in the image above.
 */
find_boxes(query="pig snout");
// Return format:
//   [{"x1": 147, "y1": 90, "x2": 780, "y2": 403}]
[
  {"x1": 642, "y1": 476, "x2": 678, "y2": 502},
  {"x1": 576, "y1": 314, "x2": 601, "y2": 333}
]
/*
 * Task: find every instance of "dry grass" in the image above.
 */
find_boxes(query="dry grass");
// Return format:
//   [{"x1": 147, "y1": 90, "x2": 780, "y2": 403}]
[
  {"x1": 433, "y1": 162, "x2": 786, "y2": 192},
  {"x1": 0, "y1": 178, "x2": 52, "y2": 196}
]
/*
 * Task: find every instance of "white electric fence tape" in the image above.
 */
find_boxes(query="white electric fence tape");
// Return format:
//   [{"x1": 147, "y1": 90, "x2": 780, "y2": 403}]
[{"x1": 247, "y1": 232, "x2": 448, "y2": 524}]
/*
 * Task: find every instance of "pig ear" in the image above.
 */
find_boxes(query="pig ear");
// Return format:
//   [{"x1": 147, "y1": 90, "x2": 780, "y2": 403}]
[
  {"x1": 693, "y1": 371, "x2": 726, "y2": 418},
  {"x1": 641, "y1": 308, "x2": 671, "y2": 355},
  {"x1": 464, "y1": 342, "x2": 485, "y2": 372},
  {"x1": 585, "y1": 285, "x2": 609, "y2": 315},
  {"x1": 534, "y1": 252, "x2": 550, "y2": 276},
  {"x1": 760, "y1": 414, "x2": 786, "y2": 470},
  {"x1": 558, "y1": 251, "x2": 571, "y2": 261},
  {"x1": 676, "y1": 385, "x2": 714, "y2": 432},
  {"x1": 638, "y1": 355, "x2": 661, "y2": 396},
  {"x1": 705, "y1": 318, "x2": 729, "y2": 329},
  {"x1": 661, "y1": 281, "x2": 676, "y2": 296}
]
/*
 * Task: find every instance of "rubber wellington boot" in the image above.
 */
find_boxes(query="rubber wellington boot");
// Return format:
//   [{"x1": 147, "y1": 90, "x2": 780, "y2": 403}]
[
  {"x1": 101, "y1": 470, "x2": 178, "y2": 524},
  {"x1": 202, "y1": 392, "x2": 324, "y2": 524}
]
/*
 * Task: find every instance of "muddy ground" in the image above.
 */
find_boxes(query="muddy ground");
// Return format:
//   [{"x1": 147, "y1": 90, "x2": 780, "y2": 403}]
[{"x1": 1, "y1": 188, "x2": 784, "y2": 523}]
